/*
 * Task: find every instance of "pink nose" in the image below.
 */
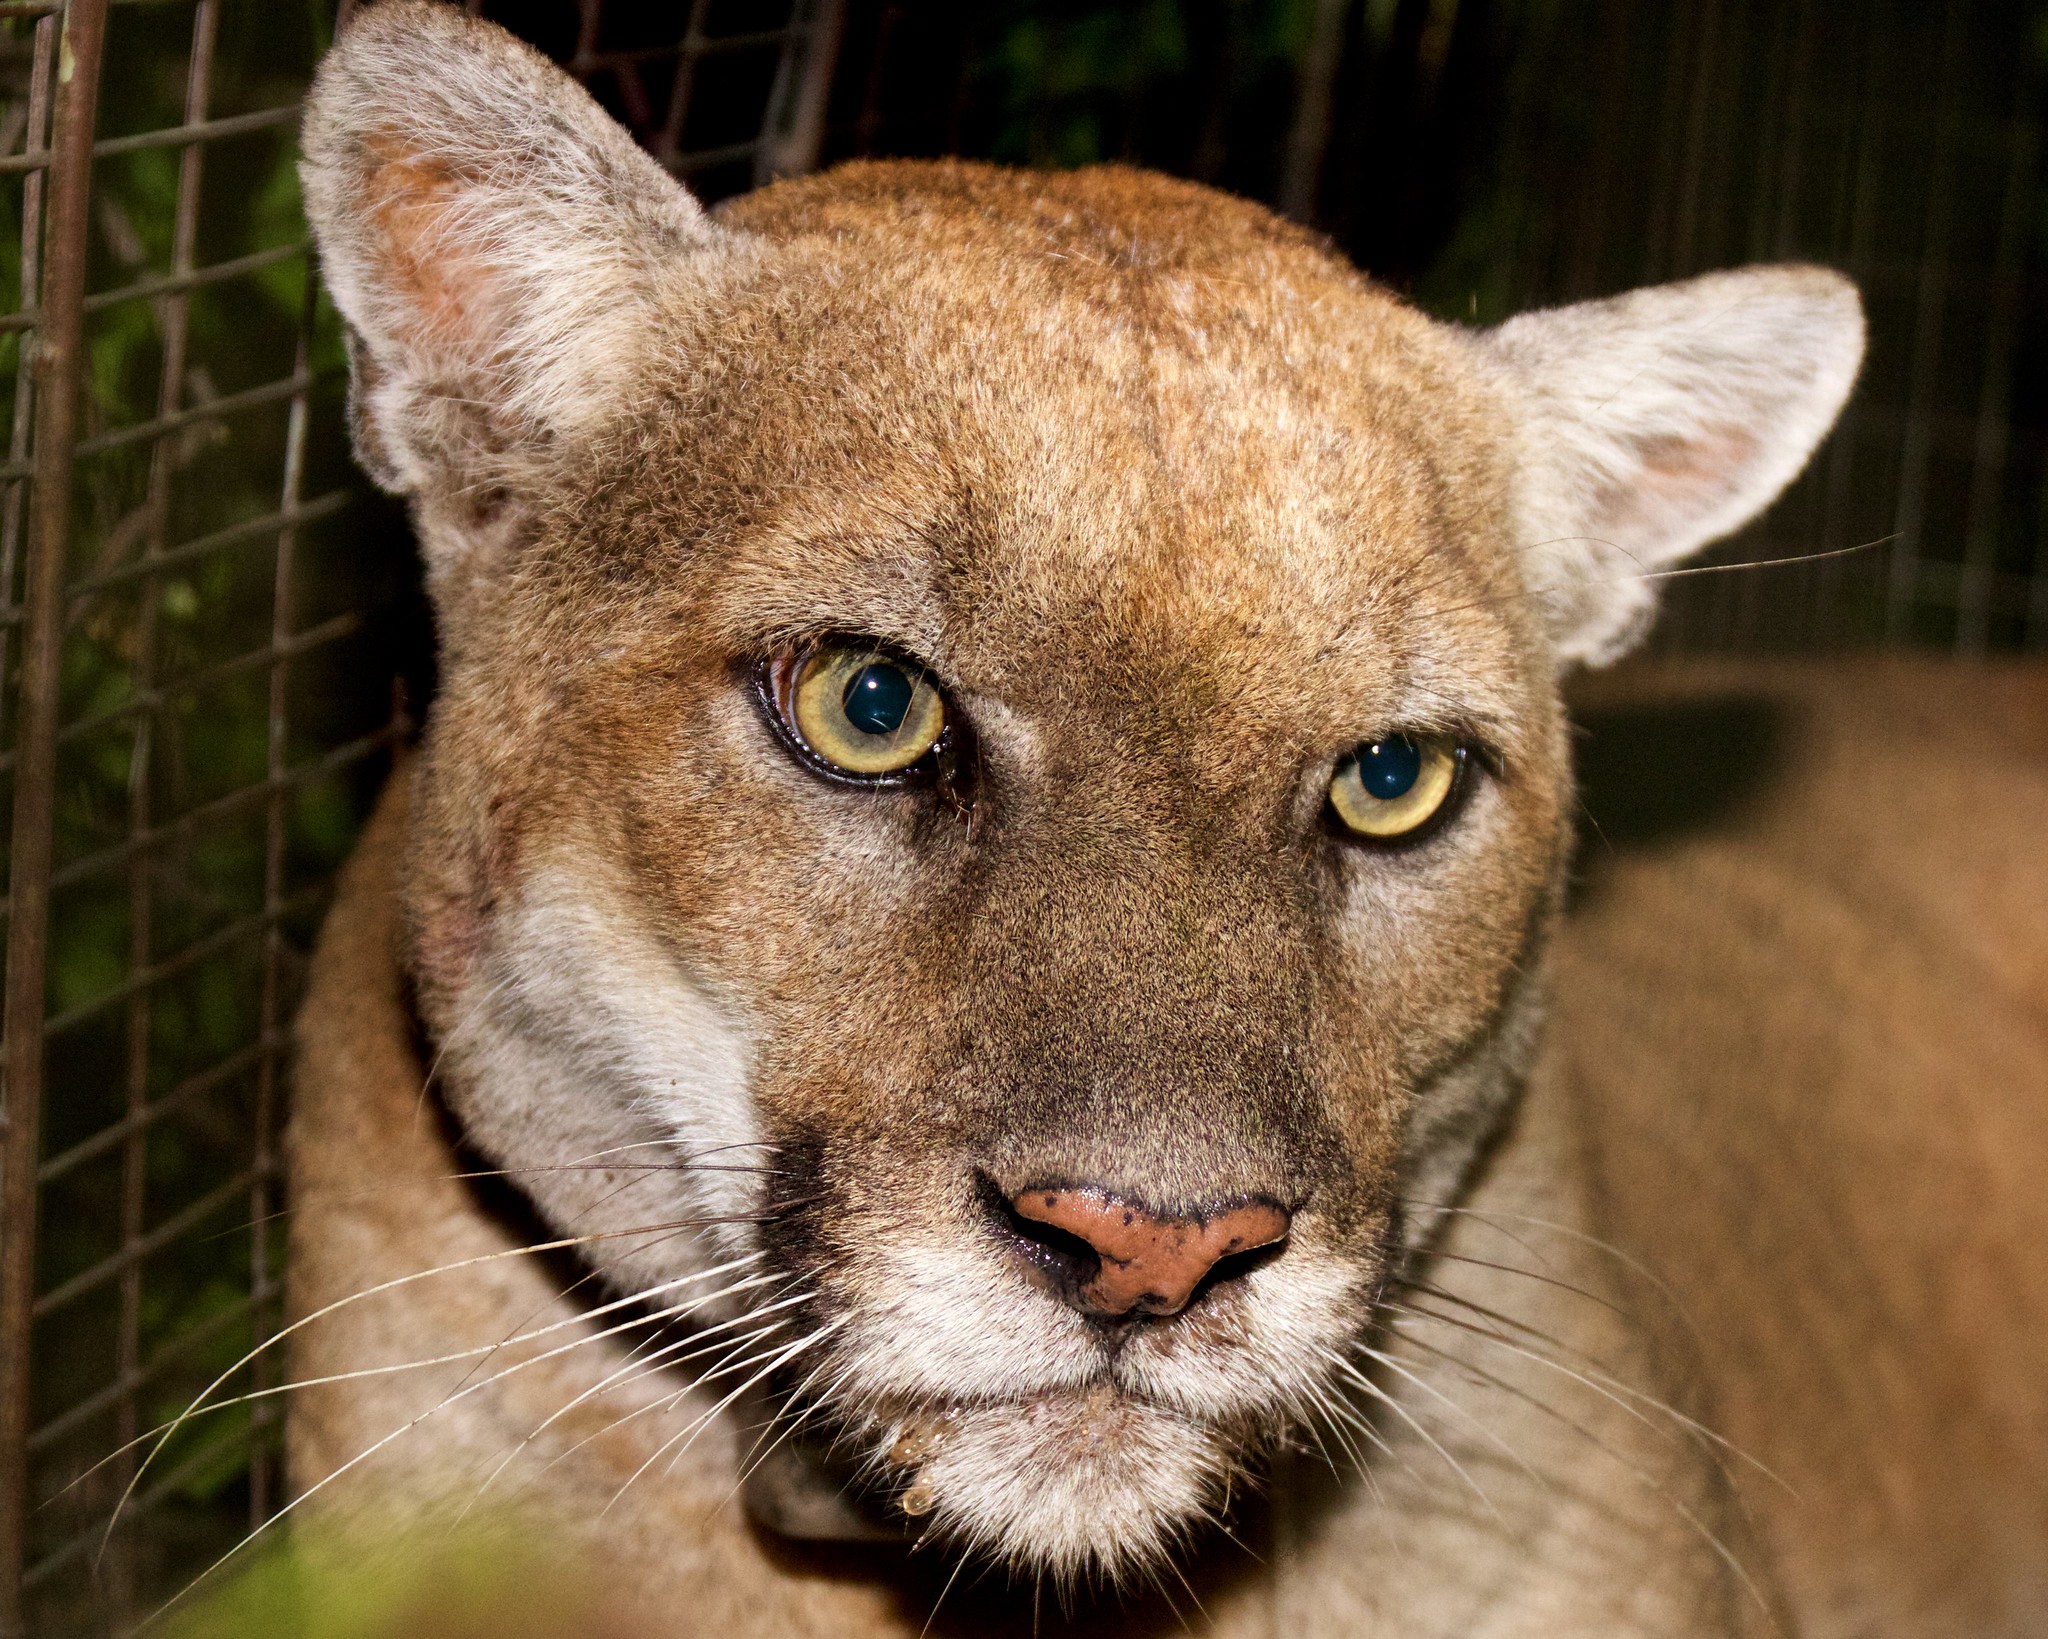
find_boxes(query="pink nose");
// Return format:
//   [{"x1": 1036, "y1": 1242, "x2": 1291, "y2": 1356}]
[{"x1": 1010, "y1": 1187, "x2": 1291, "y2": 1317}]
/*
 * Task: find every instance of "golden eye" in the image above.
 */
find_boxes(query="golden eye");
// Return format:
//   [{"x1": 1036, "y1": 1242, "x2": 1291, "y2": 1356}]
[
  {"x1": 783, "y1": 645, "x2": 946, "y2": 777},
  {"x1": 1329, "y1": 734, "x2": 1462, "y2": 840}
]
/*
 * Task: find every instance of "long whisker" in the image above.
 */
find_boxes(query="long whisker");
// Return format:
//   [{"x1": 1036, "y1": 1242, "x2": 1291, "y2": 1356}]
[
  {"x1": 104, "y1": 1212, "x2": 771, "y2": 1560},
  {"x1": 131, "y1": 1259, "x2": 800, "y2": 1629},
  {"x1": 431, "y1": 1182, "x2": 722, "y2": 1405},
  {"x1": 1354, "y1": 1341, "x2": 1547, "y2": 1493},
  {"x1": 1400, "y1": 1305, "x2": 1781, "y2": 1625},
  {"x1": 919, "y1": 1547, "x2": 975, "y2": 1639},
  {"x1": 1396, "y1": 1200, "x2": 1693, "y2": 1311},
  {"x1": 64, "y1": 1255, "x2": 769, "y2": 1489},
  {"x1": 467, "y1": 1273, "x2": 820, "y2": 1511},
  {"x1": 412, "y1": 968, "x2": 520, "y2": 1121},
  {"x1": 522, "y1": 1251, "x2": 849, "y2": 1497},
  {"x1": 1410, "y1": 534, "x2": 1896, "y2": 630},
  {"x1": 1387, "y1": 1295, "x2": 1786, "y2": 1489},
  {"x1": 726, "y1": 1339, "x2": 863, "y2": 1501},
  {"x1": 1321, "y1": 1349, "x2": 1506, "y2": 1526},
  {"x1": 653, "y1": 1318, "x2": 848, "y2": 1486},
  {"x1": 1414, "y1": 1249, "x2": 1630, "y2": 1319},
  {"x1": 507, "y1": 1319, "x2": 797, "y2": 1495},
  {"x1": 602, "y1": 1316, "x2": 849, "y2": 1514},
  {"x1": 518, "y1": 1257, "x2": 846, "y2": 1496}
]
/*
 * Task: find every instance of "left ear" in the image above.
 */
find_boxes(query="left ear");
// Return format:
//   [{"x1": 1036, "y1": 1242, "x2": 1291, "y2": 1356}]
[{"x1": 1479, "y1": 265, "x2": 1864, "y2": 667}]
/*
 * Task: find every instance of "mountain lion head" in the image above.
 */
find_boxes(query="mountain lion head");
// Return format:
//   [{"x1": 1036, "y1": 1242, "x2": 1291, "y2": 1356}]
[{"x1": 302, "y1": 2, "x2": 1861, "y2": 1588}]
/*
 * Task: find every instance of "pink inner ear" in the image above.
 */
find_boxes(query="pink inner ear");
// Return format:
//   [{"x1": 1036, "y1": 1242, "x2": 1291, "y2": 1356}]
[
  {"x1": 364, "y1": 139, "x2": 499, "y2": 353},
  {"x1": 1594, "y1": 423, "x2": 1762, "y2": 549}
]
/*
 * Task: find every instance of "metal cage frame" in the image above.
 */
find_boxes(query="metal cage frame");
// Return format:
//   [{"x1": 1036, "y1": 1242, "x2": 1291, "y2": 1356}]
[{"x1": 0, "y1": 3, "x2": 841, "y2": 1630}]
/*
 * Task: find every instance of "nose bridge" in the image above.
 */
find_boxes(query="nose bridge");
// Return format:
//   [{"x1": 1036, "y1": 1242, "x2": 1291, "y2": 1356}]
[{"x1": 963, "y1": 819, "x2": 1325, "y2": 1199}]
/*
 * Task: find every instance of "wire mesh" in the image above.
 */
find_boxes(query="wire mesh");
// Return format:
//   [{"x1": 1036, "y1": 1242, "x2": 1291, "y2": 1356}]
[
  {"x1": 831, "y1": 0, "x2": 2048, "y2": 655},
  {"x1": 0, "y1": 4, "x2": 389, "y2": 1629},
  {"x1": 1444, "y1": 0, "x2": 2048, "y2": 654},
  {"x1": 0, "y1": 2, "x2": 842, "y2": 1632}
]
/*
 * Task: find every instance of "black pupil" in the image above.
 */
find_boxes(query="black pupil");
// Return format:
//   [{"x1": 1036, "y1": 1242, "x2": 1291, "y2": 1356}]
[
  {"x1": 842, "y1": 662, "x2": 915, "y2": 736},
  {"x1": 1358, "y1": 736, "x2": 1422, "y2": 800}
]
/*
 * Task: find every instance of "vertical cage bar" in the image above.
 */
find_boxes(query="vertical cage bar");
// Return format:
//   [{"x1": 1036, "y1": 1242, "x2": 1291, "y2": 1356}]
[
  {"x1": 1884, "y1": 0, "x2": 1968, "y2": 643},
  {"x1": 755, "y1": 0, "x2": 849, "y2": 186},
  {"x1": 653, "y1": 0, "x2": 715, "y2": 170},
  {"x1": 1277, "y1": 0, "x2": 1349, "y2": 224},
  {"x1": 2015, "y1": 477, "x2": 2048, "y2": 643},
  {"x1": 0, "y1": 3, "x2": 110, "y2": 1631},
  {"x1": 0, "y1": 13, "x2": 57, "y2": 751},
  {"x1": 1954, "y1": 90, "x2": 2036, "y2": 653},
  {"x1": 1811, "y1": 0, "x2": 1890, "y2": 646},
  {"x1": 107, "y1": 3, "x2": 219, "y2": 1612},
  {"x1": 248, "y1": 272, "x2": 316, "y2": 1533}
]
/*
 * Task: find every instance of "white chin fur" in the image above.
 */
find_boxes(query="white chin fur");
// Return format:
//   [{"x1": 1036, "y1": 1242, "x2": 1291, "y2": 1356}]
[{"x1": 898, "y1": 1387, "x2": 1236, "y2": 1583}]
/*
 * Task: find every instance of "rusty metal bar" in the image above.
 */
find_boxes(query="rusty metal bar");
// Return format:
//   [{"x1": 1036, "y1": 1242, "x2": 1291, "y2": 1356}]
[
  {"x1": 0, "y1": 241, "x2": 306, "y2": 336},
  {"x1": 0, "y1": 719, "x2": 396, "y2": 926},
  {"x1": 0, "y1": 11, "x2": 58, "y2": 752},
  {"x1": 0, "y1": 100, "x2": 296, "y2": 175},
  {"x1": 70, "y1": 371, "x2": 313, "y2": 462},
  {"x1": 0, "y1": 610, "x2": 363, "y2": 776},
  {"x1": 48, "y1": 488, "x2": 348, "y2": 611},
  {"x1": 0, "y1": 372, "x2": 316, "y2": 483},
  {"x1": 1810, "y1": 0, "x2": 1891, "y2": 646},
  {"x1": 32, "y1": 1168, "x2": 256, "y2": 1322},
  {"x1": 246, "y1": 230, "x2": 317, "y2": 1529},
  {"x1": 37, "y1": 1033, "x2": 273, "y2": 1186},
  {"x1": 28, "y1": 1285, "x2": 258, "y2": 1454},
  {"x1": 652, "y1": 0, "x2": 715, "y2": 169},
  {"x1": 24, "y1": 1413, "x2": 252, "y2": 1591},
  {"x1": 108, "y1": 6, "x2": 217, "y2": 1605},
  {"x1": 41, "y1": 884, "x2": 329, "y2": 1045},
  {"x1": 1953, "y1": 70, "x2": 2036, "y2": 653},
  {"x1": 0, "y1": 2, "x2": 112, "y2": 1626}
]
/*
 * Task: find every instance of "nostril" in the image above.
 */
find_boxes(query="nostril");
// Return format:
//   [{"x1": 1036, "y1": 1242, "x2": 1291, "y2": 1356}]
[
  {"x1": 985, "y1": 1175, "x2": 1291, "y2": 1320},
  {"x1": 978, "y1": 1172, "x2": 1103, "y2": 1294}
]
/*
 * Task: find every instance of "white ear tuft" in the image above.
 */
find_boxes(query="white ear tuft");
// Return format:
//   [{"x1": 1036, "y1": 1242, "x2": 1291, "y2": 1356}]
[
  {"x1": 1481, "y1": 265, "x2": 1864, "y2": 667},
  {"x1": 300, "y1": 1, "x2": 735, "y2": 598}
]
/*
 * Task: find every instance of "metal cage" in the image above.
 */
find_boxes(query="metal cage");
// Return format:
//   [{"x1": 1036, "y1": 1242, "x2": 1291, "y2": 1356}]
[
  {"x1": 0, "y1": 3, "x2": 840, "y2": 1631},
  {"x1": 0, "y1": 0, "x2": 2042, "y2": 1631}
]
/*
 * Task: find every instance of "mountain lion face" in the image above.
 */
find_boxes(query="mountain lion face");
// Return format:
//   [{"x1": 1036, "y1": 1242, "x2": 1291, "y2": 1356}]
[{"x1": 302, "y1": 2, "x2": 1861, "y2": 1586}]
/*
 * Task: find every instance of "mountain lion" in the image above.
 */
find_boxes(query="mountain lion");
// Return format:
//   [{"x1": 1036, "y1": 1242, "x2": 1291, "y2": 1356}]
[{"x1": 271, "y1": 5, "x2": 2047, "y2": 1634}]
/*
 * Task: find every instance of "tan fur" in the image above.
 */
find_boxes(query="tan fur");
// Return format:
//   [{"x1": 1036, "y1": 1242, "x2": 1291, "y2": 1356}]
[
  {"x1": 1558, "y1": 656, "x2": 2048, "y2": 1638},
  {"x1": 274, "y1": 6, "x2": 2046, "y2": 1634}
]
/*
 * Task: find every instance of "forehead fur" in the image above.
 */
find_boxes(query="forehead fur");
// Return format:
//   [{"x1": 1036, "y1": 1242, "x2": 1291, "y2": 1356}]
[{"x1": 528, "y1": 160, "x2": 1541, "y2": 773}]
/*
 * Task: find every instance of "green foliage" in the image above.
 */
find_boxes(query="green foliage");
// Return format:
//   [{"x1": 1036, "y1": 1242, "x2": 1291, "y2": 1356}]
[{"x1": 162, "y1": 1525, "x2": 615, "y2": 1639}]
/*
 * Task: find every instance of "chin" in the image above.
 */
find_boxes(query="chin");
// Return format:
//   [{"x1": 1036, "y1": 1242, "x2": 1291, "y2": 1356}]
[{"x1": 860, "y1": 1385, "x2": 1253, "y2": 1585}]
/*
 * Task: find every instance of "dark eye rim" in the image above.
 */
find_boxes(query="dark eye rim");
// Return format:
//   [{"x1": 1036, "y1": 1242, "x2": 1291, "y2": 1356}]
[
  {"x1": 1324, "y1": 737, "x2": 1476, "y2": 851},
  {"x1": 751, "y1": 639, "x2": 968, "y2": 798}
]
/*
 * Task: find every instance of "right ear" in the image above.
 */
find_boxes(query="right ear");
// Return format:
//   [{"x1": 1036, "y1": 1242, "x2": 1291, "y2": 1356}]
[{"x1": 300, "y1": 1, "x2": 737, "y2": 608}]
